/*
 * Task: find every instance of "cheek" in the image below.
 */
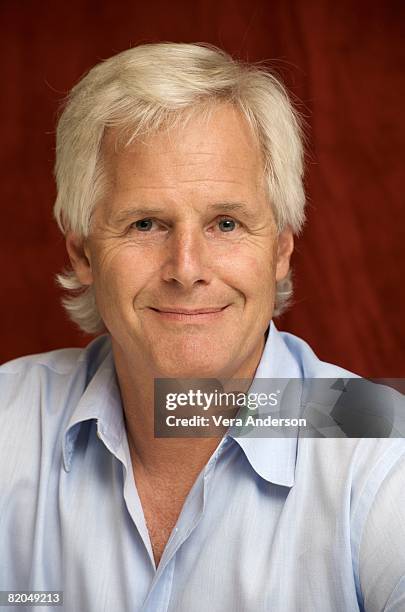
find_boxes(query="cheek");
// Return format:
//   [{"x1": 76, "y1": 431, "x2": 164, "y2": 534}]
[
  {"x1": 92, "y1": 248, "x2": 155, "y2": 308},
  {"x1": 219, "y1": 246, "x2": 275, "y2": 296}
]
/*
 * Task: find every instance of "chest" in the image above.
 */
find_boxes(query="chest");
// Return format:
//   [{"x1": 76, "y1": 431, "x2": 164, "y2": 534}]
[
  {"x1": 134, "y1": 476, "x2": 194, "y2": 567},
  {"x1": 142, "y1": 505, "x2": 177, "y2": 566}
]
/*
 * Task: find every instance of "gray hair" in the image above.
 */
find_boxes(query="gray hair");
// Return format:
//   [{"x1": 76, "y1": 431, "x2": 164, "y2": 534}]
[{"x1": 54, "y1": 42, "x2": 306, "y2": 334}]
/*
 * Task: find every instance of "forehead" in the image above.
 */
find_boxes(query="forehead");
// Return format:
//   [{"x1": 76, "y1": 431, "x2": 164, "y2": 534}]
[
  {"x1": 102, "y1": 104, "x2": 264, "y2": 184},
  {"x1": 95, "y1": 104, "x2": 271, "y2": 230}
]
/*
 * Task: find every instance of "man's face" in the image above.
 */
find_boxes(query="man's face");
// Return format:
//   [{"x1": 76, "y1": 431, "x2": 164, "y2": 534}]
[{"x1": 68, "y1": 104, "x2": 293, "y2": 378}]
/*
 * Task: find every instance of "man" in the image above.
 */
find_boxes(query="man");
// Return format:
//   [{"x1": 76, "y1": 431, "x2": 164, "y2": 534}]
[{"x1": 1, "y1": 43, "x2": 404, "y2": 611}]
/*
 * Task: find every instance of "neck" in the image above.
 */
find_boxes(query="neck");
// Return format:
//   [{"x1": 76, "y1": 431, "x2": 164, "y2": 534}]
[{"x1": 112, "y1": 337, "x2": 265, "y2": 478}]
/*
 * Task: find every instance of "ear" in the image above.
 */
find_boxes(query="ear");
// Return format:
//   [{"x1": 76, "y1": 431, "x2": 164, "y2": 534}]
[
  {"x1": 65, "y1": 232, "x2": 93, "y2": 286},
  {"x1": 275, "y1": 226, "x2": 294, "y2": 282}
]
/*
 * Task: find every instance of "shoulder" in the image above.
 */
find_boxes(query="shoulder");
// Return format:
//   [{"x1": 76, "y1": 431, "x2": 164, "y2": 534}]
[
  {"x1": 278, "y1": 329, "x2": 360, "y2": 378},
  {"x1": 282, "y1": 331, "x2": 405, "y2": 496},
  {"x1": 0, "y1": 334, "x2": 111, "y2": 376},
  {"x1": 1, "y1": 346, "x2": 84, "y2": 376},
  {"x1": 0, "y1": 335, "x2": 111, "y2": 417}
]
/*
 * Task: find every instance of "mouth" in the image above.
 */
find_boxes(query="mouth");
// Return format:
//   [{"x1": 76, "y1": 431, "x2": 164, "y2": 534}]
[{"x1": 149, "y1": 305, "x2": 230, "y2": 322}]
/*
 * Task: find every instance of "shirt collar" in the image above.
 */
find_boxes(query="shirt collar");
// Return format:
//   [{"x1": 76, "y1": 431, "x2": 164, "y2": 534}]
[
  {"x1": 63, "y1": 337, "x2": 124, "y2": 472},
  {"x1": 63, "y1": 323, "x2": 302, "y2": 484},
  {"x1": 229, "y1": 321, "x2": 302, "y2": 488}
]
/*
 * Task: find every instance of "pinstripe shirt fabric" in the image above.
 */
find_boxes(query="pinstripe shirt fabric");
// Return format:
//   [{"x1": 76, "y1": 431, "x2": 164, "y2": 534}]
[{"x1": 1, "y1": 322, "x2": 404, "y2": 611}]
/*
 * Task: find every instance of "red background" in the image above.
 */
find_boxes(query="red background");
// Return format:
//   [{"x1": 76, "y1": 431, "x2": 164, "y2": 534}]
[{"x1": 1, "y1": 0, "x2": 404, "y2": 376}]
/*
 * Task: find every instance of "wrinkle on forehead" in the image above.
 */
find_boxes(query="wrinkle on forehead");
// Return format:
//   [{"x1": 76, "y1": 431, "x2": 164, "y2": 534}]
[{"x1": 101, "y1": 102, "x2": 264, "y2": 172}]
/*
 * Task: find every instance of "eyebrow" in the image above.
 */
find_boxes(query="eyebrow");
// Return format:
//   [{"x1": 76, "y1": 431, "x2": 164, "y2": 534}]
[
  {"x1": 111, "y1": 201, "x2": 255, "y2": 225},
  {"x1": 207, "y1": 202, "x2": 251, "y2": 214},
  {"x1": 112, "y1": 207, "x2": 165, "y2": 224}
]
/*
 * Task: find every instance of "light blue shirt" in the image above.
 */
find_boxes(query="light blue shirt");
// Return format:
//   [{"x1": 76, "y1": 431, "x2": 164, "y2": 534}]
[{"x1": 1, "y1": 323, "x2": 405, "y2": 611}]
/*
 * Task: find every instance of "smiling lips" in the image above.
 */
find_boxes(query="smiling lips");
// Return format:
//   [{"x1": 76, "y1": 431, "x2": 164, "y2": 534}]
[{"x1": 149, "y1": 306, "x2": 229, "y2": 322}]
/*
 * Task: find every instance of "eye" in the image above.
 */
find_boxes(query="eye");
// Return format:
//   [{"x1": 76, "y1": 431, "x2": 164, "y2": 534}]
[
  {"x1": 133, "y1": 218, "x2": 154, "y2": 231},
  {"x1": 218, "y1": 218, "x2": 237, "y2": 232}
]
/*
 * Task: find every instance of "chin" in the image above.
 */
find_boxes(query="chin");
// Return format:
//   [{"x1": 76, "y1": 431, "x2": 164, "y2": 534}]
[
  {"x1": 160, "y1": 363, "x2": 225, "y2": 379},
  {"x1": 152, "y1": 341, "x2": 233, "y2": 379}
]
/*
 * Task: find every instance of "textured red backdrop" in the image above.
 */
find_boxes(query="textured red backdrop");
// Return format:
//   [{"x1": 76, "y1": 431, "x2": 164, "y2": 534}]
[{"x1": 1, "y1": 0, "x2": 404, "y2": 376}]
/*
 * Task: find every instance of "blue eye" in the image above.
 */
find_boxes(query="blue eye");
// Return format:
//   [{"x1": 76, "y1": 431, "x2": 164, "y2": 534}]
[
  {"x1": 134, "y1": 219, "x2": 153, "y2": 231},
  {"x1": 218, "y1": 218, "x2": 236, "y2": 232}
]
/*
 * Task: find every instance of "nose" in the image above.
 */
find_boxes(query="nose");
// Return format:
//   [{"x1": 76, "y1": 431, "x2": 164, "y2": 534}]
[{"x1": 161, "y1": 225, "x2": 212, "y2": 288}]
